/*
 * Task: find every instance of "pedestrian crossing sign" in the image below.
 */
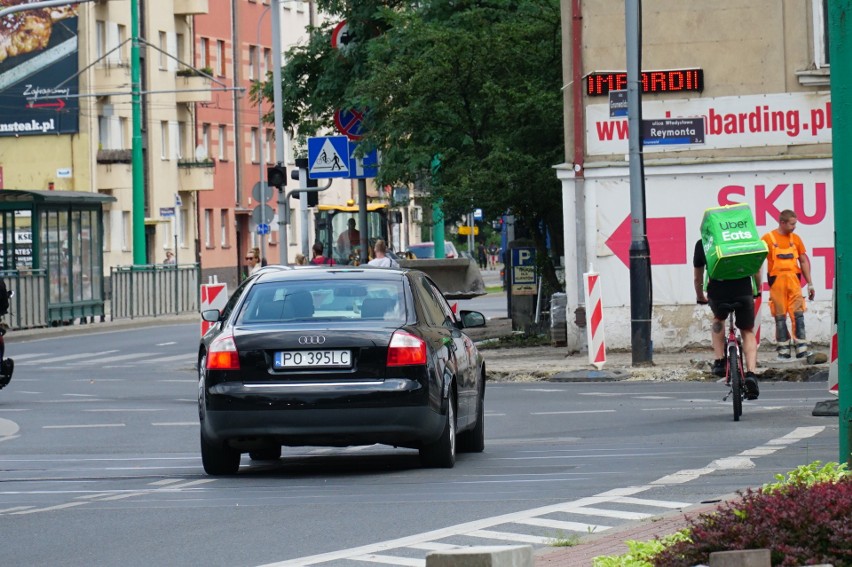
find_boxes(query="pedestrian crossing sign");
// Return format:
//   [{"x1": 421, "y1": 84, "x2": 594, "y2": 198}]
[{"x1": 308, "y1": 136, "x2": 350, "y2": 179}]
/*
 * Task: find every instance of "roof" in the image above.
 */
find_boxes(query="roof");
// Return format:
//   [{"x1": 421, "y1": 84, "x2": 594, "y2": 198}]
[
  {"x1": 0, "y1": 190, "x2": 116, "y2": 205},
  {"x1": 257, "y1": 265, "x2": 408, "y2": 283}
]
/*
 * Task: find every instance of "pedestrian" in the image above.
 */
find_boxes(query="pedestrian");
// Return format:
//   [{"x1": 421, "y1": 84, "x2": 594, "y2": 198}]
[
  {"x1": 295, "y1": 253, "x2": 309, "y2": 266},
  {"x1": 693, "y1": 239, "x2": 761, "y2": 399},
  {"x1": 310, "y1": 242, "x2": 335, "y2": 265},
  {"x1": 163, "y1": 250, "x2": 175, "y2": 265},
  {"x1": 487, "y1": 243, "x2": 499, "y2": 270},
  {"x1": 246, "y1": 247, "x2": 262, "y2": 276},
  {"x1": 477, "y1": 243, "x2": 487, "y2": 270},
  {"x1": 761, "y1": 209, "x2": 816, "y2": 360},
  {"x1": 367, "y1": 240, "x2": 399, "y2": 268}
]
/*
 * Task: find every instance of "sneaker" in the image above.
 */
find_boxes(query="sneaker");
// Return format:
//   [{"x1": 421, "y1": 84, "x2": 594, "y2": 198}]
[
  {"x1": 711, "y1": 358, "x2": 726, "y2": 377},
  {"x1": 795, "y1": 350, "x2": 814, "y2": 359},
  {"x1": 744, "y1": 372, "x2": 760, "y2": 400},
  {"x1": 776, "y1": 353, "x2": 793, "y2": 363}
]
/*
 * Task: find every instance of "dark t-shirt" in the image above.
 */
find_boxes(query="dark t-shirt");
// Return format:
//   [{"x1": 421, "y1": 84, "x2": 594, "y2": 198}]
[{"x1": 693, "y1": 240, "x2": 753, "y2": 297}]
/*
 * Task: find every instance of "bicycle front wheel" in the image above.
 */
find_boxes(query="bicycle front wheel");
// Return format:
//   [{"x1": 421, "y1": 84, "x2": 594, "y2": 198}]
[{"x1": 728, "y1": 343, "x2": 742, "y2": 421}]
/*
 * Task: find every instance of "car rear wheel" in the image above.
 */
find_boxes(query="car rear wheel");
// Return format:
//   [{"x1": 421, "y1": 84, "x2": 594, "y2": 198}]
[
  {"x1": 458, "y1": 381, "x2": 484, "y2": 453},
  {"x1": 249, "y1": 446, "x2": 282, "y2": 461},
  {"x1": 201, "y1": 430, "x2": 240, "y2": 475},
  {"x1": 420, "y1": 388, "x2": 456, "y2": 468}
]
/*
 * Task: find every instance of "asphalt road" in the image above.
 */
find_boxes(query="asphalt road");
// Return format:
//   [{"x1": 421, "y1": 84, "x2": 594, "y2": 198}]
[{"x1": 0, "y1": 322, "x2": 839, "y2": 567}]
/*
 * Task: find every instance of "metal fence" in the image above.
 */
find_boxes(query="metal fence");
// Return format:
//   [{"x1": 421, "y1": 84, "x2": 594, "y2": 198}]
[
  {"x1": 3, "y1": 270, "x2": 49, "y2": 329},
  {"x1": 110, "y1": 264, "x2": 200, "y2": 320}
]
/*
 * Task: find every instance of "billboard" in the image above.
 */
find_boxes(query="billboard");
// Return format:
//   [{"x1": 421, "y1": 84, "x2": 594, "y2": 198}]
[{"x1": 0, "y1": 7, "x2": 79, "y2": 136}]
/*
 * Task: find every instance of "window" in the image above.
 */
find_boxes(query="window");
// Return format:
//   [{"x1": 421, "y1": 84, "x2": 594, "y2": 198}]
[
  {"x1": 265, "y1": 129, "x2": 273, "y2": 163},
  {"x1": 218, "y1": 125, "x2": 227, "y2": 160},
  {"x1": 216, "y1": 40, "x2": 225, "y2": 76},
  {"x1": 98, "y1": 115, "x2": 110, "y2": 149},
  {"x1": 179, "y1": 207, "x2": 189, "y2": 247},
  {"x1": 177, "y1": 121, "x2": 186, "y2": 160},
  {"x1": 119, "y1": 117, "x2": 128, "y2": 149},
  {"x1": 200, "y1": 37, "x2": 210, "y2": 69},
  {"x1": 161, "y1": 121, "x2": 169, "y2": 159},
  {"x1": 102, "y1": 208, "x2": 111, "y2": 252},
  {"x1": 96, "y1": 20, "x2": 106, "y2": 60},
  {"x1": 288, "y1": 207, "x2": 297, "y2": 243},
  {"x1": 159, "y1": 31, "x2": 167, "y2": 69},
  {"x1": 220, "y1": 209, "x2": 229, "y2": 247},
  {"x1": 122, "y1": 211, "x2": 131, "y2": 251},
  {"x1": 204, "y1": 209, "x2": 213, "y2": 247},
  {"x1": 201, "y1": 123, "x2": 211, "y2": 157},
  {"x1": 250, "y1": 127, "x2": 259, "y2": 163},
  {"x1": 249, "y1": 45, "x2": 257, "y2": 80},
  {"x1": 815, "y1": 0, "x2": 830, "y2": 67},
  {"x1": 263, "y1": 48, "x2": 271, "y2": 76},
  {"x1": 176, "y1": 33, "x2": 185, "y2": 67},
  {"x1": 117, "y1": 25, "x2": 126, "y2": 65}
]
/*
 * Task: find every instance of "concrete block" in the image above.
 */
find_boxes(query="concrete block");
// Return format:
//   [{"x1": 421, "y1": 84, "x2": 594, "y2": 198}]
[
  {"x1": 709, "y1": 548, "x2": 771, "y2": 567},
  {"x1": 425, "y1": 545, "x2": 533, "y2": 567}
]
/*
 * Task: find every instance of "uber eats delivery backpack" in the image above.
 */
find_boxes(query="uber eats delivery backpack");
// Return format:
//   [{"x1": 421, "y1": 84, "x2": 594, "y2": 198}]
[{"x1": 700, "y1": 204, "x2": 768, "y2": 281}]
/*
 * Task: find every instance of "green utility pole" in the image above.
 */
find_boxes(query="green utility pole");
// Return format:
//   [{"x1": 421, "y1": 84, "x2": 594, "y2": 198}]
[
  {"x1": 430, "y1": 154, "x2": 445, "y2": 258},
  {"x1": 828, "y1": 0, "x2": 852, "y2": 465},
  {"x1": 131, "y1": 0, "x2": 145, "y2": 265}
]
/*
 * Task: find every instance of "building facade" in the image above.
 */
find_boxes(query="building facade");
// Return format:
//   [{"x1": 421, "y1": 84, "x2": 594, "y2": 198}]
[{"x1": 558, "y1": 0, "x2": 834, "y2": 350}]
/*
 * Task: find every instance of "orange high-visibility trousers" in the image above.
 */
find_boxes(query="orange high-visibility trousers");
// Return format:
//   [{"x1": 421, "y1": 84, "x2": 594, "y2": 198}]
[{"x1": 768, "y1": 272, "x2": 806, "y2": 337}]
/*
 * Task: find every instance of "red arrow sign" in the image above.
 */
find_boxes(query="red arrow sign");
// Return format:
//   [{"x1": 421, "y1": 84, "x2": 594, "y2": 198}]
[
  {"x1": 27, "y1": 99, "x2": 66, "y2": 110},
  {"x1": 604, "y1": 215, "x2": 686, "y2": 267}
]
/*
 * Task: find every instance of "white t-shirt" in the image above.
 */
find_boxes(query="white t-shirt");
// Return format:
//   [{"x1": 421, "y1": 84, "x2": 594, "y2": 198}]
[{"x1": 368, "y1": 256, "x2": 398, "y2": 268}]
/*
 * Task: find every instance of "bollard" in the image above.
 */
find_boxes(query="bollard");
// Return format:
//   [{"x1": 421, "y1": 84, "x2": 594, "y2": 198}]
[
  {"x1": 709, "y1": 548, "x2": 770, "y2": 567},
  {"x1": 425, "y1": 545, "x2": 533, "y2": 567}
]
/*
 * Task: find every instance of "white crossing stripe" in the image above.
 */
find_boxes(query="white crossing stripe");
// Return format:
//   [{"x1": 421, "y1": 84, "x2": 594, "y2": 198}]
[
  {"x1": 567, "y1": 506, "x2": 652, "y2": 520},
  {"x1": 406, "y1": 542, "x2": 460, "y2": 552},
  {"x1": 466, "y1": 529, "x2": 551, "y2": 544},
  {"x1": 613, "y1": 496, "x2": 690, "y2": 509},
  {"x1": 17, "y1": 350, "x2": 119, "y2": 365},
  {"x1": 350, "y1": 554, "x2": 424, "y2": 566},
  {"x1": 154, "y1": 353, "x2": 196, "y2": 364},
  {"x1": 71, "y1": 352, "x2": 157, "y2": 365},
  {"x1": 515, "y1": 517, "x2": 610, "y2": 532}
]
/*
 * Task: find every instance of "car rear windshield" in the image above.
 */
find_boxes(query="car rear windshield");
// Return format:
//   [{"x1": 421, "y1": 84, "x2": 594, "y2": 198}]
[{"x1": 236, "y1": 279, "x2": 406, "y2": 324}]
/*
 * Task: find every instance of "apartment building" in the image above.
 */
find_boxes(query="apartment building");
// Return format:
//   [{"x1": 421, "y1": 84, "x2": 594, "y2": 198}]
[{"x1": 558, "y1": 1, "x2": 834, "y2": 349}]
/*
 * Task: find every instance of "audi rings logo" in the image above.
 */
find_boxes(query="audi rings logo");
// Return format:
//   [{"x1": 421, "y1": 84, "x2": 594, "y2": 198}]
[{"x1": 298, "y1": 335, "x2": 326, "y2": 345}]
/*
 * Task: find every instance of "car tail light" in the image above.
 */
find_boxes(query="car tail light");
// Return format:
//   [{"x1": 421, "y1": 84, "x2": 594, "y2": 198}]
[
  {"x1": 206, "y1": 334, "x2": 240, "y2": 370},
  {"x1": 387, "y1": 331, "x2": 427, "y2": 367}
]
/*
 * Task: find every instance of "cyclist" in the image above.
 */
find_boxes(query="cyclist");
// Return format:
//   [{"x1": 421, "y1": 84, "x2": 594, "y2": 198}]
[{"x1": 693, "y1": 239, "x2": 761, "y2": 399}]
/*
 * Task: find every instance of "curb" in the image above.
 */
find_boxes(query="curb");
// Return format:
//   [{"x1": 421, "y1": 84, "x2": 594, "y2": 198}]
[{"x1": 4, "y1": 313, "x2": 200, "y2": 343}]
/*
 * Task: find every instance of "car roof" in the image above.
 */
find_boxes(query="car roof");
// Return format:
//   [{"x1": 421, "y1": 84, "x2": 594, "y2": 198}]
[{"x1": 254, "y1": 265, "x2": 410, "y2": 283}]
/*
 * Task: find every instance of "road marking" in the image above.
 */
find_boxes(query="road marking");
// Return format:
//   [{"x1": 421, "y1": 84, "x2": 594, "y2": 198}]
[
  {"x1": 467, "y1": 529, "x2": 551, "y2": 544},
  {"x1": 567, "y1": 506, "x2": 652, "y2": 520},
  {"x1": 350, "y1": 554, "x2": 424, "y2": 566},
  {"x1": 613, "y1": 496, "x2": 690, "y2": 508},
  {"x1": 71, "y1": 352, "x2": 157, "y2": 365},
  {"x1": 17, "y1": 350, "x2": 119, "y2": 365},
  {"x1": 155, "y1": 353, "x2": 196, "y2": 364},
  {"x1": 9, "y1": 501, "x2": 89, "y2": 515},
  {"x1": 407, "y1": 542, "x2": 459, "y2": 552},
  {"x1": 152, "y1": 422, "x2": 197, "y2": 426},
  {"x1": 516, "y1": 516, "x2": 609, "y2": 532},
  {"x1": 531, "y1": 410, "x2": 616, "y2": 415},
  {"x1": 42, "y1": 423, "x2": 126, "y2": 429},
  {"x1": 157, "y1": 342, "x2": 177, "y2": 346},
  {"x1": 84, "y1": 408, "x2": 163, "y2": 412}
]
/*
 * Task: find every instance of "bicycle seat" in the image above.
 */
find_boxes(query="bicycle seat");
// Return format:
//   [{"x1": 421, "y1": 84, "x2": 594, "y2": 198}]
[{"x1": 715, "y1": 300, "x2": 746, "y2": 312}]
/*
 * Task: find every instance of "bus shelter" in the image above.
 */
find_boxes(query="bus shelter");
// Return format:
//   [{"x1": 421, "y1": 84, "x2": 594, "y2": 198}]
[{"x1": 0, "y1": 190, "x2": 115, "y2": 326}]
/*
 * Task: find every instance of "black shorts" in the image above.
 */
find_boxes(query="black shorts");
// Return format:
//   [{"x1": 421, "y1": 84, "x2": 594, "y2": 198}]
[{"x1": 708, "y1": 294, "x2": 755, "y2": 330}]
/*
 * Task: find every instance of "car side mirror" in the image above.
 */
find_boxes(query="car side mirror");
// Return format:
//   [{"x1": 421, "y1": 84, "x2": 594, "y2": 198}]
[
  {"x1": 201, "y1": 309, "x2": 221, "y2": 322},
  {"x1": 459, "y1": 310, "x2": 486, "y2": 329}
]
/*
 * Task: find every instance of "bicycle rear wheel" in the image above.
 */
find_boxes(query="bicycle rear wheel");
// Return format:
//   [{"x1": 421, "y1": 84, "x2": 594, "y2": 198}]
[{"x1": 728, "y1": 344, "x2": 742, "y2": 421}]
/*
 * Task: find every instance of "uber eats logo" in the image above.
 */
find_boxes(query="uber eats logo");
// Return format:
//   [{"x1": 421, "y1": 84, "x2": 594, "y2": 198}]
[{"x1": 718, "y1": 220, "x2": 753, "y2": 241}]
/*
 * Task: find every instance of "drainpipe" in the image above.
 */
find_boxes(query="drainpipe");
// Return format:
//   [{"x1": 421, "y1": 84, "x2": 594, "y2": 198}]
[{"x1": 569, "y1": 0, "x2": 586, "y2": 352}]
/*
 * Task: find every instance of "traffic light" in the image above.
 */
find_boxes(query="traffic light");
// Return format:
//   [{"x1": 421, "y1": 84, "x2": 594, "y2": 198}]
[
  {"x1": 291, "y1": 158, "x2": 318, "y2": 206},
  {"x1": 267, "y1": 164, "x2": 287, "y2": 188}
]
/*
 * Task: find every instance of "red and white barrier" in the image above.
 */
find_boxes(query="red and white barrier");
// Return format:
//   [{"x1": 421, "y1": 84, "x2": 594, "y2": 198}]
[
  {"x1": 584, "y1": 268, "x2": 606, "y2": 369},
  {"x1": 200, "y1": 280, "x2": 228, "y2": 336},
  {"x1": 828, "y1": 280, "x2": 838, "y2": 397}
]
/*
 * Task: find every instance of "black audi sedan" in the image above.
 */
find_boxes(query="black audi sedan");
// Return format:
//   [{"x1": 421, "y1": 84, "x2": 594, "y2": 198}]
[{"x1": 198, "y1": 265, "x2": 487, "y2": 475}]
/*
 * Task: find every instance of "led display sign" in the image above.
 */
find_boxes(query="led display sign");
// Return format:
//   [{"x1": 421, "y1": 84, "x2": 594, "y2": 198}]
[{"x1": 587, "y1": 69, "x2": 704, "y2": 96}]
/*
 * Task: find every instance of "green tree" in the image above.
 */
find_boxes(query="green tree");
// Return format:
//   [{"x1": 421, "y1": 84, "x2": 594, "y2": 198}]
[{"x1": 254, "y1": 0, "x2": 564, "y2": 286}]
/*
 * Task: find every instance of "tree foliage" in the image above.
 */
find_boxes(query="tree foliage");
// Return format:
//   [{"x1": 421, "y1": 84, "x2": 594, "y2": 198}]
[{"x1": 254, "y1": 0, "x2": 564, "y2": 261}]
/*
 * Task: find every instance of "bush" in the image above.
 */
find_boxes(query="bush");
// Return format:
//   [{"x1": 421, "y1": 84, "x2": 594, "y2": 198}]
[{"x1": 651, "y1": 477, "x2": 852, "y2": 567}]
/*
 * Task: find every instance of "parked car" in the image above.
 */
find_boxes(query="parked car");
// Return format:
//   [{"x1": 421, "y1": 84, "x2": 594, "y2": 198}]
[
  {"x1": 406, "y1": 241, "x2": 459, "y2": 259},
  {"x1": 198, "y1": 265, "x2": 487, "y2": 475}
]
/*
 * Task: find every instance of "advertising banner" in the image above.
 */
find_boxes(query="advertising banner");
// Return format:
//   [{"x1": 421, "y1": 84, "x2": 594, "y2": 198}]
[
  {"x1": 0, "y1": 8, "x2": 79, "y2": 137},
  {"x1": 587, "y1": 92, "x2": 832, "y2": 156}
]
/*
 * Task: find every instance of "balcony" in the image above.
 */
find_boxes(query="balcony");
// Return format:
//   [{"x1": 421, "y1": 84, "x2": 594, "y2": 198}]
[
  {"x1": 93, "y1": 62, "x2": 130, "y2": 90},
  {"x1": 174, "y1": 0, "x2": 208, "y2": 15},
  {"x1": 177, "y1": 160, "x2": 214, "y2": 191},
  {"x1": 175, "y1": 74, "x2": 212, "y2": 104},
  {"x1": 96, "y1": 150, "x2": 132, "y2": 191}
]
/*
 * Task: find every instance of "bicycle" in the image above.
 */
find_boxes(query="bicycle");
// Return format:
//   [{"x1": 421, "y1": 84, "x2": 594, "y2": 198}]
[{"x1": 718, "y1": 300, "x2": 746, "y2": 421}]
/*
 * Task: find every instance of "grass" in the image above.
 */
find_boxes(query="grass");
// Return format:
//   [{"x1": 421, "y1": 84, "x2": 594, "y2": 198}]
[
  {"x1": 547, "y1": 531, "x2": 582, "y2": 547},
  {"x1": 478, "y1": 332, "x2": 550, "y2": 349},
  {"x1": 485, "y1": 285, "x2": 504, "y2": 294}
]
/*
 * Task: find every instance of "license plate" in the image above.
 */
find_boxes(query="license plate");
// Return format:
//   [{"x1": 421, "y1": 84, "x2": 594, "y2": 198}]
[{"x1": 274, "y1": 350, "x2": 352, "y2": 369}]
